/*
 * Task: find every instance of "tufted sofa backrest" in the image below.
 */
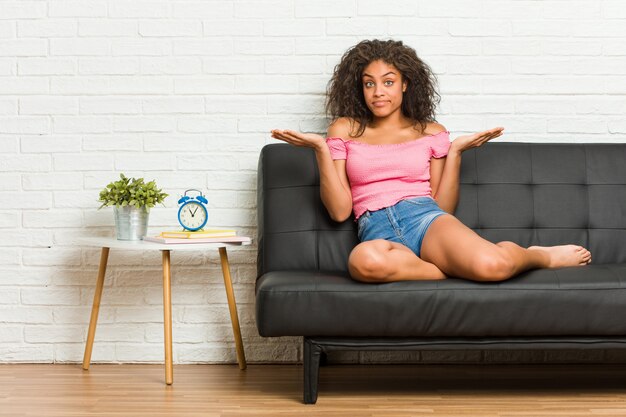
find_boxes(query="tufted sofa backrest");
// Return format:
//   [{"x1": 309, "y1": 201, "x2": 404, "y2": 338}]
[{"x1": 257, "y1": 142, "x2": 626, "y2": 277}]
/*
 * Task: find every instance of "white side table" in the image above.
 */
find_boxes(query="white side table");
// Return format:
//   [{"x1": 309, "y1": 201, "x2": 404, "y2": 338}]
[{"x1": 79, "y1": 236, "x2": 251, "y2": 385}]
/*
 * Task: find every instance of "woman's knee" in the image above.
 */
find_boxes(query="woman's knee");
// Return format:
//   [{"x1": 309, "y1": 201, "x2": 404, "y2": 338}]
[
  {"x1": 348, "y1": 240, "x2": 394, "y2": 283},
  {"x1": 471, "y1": 249, "x2": 516, "y2": 282}
]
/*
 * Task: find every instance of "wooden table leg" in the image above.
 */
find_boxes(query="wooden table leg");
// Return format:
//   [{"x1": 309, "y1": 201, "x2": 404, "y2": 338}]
[
  {"x1": 162, "y1": 250, "x2": 173, "y2": 385},
  {"x1": 83, "y1": 247, "x2": 110, "y2": 370},
  {"x1": 219, "y1": 247, "x2": 247, "y2": 370}
]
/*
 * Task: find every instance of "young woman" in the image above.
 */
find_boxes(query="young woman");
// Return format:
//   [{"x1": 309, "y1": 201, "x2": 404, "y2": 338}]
[{"x1": 271, "y1": 39, "x2": 591, "y2": 283}]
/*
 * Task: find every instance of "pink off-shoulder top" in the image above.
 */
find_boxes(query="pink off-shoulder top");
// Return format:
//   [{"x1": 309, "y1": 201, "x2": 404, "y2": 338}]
[{"x1": 326, "y1": 130, "x2": 451, "y2": 220}]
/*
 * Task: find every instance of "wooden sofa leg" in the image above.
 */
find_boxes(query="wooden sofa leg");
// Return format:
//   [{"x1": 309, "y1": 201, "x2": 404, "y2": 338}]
[{"x1": 303, "y1": 338, "x2": 323, "y2": 404}]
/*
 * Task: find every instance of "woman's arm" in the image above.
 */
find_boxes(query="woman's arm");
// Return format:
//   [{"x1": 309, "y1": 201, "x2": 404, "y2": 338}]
[
  {"x1": 316, "y1": 147, "x2": 353, "y2": 222},
  {"x1": 431, "y1": 151, "x2": 461, "y2": 213},
  {"x1": 270, "y1": 118, "x2": 353, "y2": 222},
  {"x1": 432, "y1": 127, "x2": 505, "y2": 213}
]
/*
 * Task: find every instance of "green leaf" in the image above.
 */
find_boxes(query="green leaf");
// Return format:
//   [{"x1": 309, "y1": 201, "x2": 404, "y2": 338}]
[{"x1": 97, "y1": 173, "x2": 168, "y2": 210}]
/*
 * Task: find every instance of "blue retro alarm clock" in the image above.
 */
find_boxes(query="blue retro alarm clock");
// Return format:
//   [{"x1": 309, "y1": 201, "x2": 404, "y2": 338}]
[{"x1": 177, "y1": 189, "x2": 208, "y2": 231}]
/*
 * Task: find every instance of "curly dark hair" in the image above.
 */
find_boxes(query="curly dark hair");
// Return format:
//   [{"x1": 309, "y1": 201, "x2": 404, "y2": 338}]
[{"x1": 325, "y1": 39, "x2": 441, "y2": 137}]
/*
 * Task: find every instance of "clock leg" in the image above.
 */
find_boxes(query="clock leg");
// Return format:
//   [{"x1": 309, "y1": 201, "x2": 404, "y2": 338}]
[
  {"x1": 83, "y1": 247, "x2": 110, "y2": 370},
  {"x1": 162, "y1": 250, "x2": 174, "y2": 385},
  {"x1": 219, "y1": 247, "x2": 247, "y2": 370}
]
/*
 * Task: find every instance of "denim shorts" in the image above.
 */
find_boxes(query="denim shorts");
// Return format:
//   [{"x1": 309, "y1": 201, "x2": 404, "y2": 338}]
[{"x1": 356, "y1": 197, "x2": 448, "y2": 258}]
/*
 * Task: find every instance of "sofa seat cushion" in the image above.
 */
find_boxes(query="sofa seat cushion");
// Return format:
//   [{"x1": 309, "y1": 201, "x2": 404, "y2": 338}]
[{"x1": 255, "y1": 265, "x2": 626, "y2": 337}]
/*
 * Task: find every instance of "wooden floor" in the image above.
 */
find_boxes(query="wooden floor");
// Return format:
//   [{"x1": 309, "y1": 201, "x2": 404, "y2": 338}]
[{"x1": 1, "y1": 363, "x2": 625, "y2": 416}]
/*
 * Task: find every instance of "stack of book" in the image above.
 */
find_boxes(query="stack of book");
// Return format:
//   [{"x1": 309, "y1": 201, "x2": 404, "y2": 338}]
[{"x1": 143, "y1": 229, "x2": 250, "y2": 244}]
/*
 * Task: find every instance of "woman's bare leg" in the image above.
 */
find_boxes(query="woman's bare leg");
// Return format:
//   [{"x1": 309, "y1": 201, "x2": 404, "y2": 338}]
[
  {"x1": 420, "y1": 215, "x2": 591, "y2": 282},
  {"x1": 348, "y1": 239, "x2": 447, "y2": 283}
]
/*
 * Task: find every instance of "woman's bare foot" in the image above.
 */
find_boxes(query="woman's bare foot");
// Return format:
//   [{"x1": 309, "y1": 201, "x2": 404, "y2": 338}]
[{"x1": 528, "y1": 245, "x2": 592, "y2": 268}]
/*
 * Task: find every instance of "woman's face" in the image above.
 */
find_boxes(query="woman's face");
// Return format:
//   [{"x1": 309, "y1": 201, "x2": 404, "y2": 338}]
[{"x1": 361, "y1": 60, "x2": 407, "y2": 119}]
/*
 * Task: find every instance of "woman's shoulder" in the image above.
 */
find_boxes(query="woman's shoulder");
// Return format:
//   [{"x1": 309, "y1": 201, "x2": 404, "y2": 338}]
[
  {"x1": 327, "y1": 117, "x2": 360, "y2": 141},
  {"x1": 423, "y1": 122, "x2": 448, "y2": 136}
]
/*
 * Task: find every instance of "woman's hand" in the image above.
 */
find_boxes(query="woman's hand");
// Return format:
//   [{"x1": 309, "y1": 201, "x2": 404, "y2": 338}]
[
  {"x1": 271, "y1": 129, "x2": 326, "y2": 151},
  {"x1": 450, "y1": 127, "x2": 504, "y2": 154}
]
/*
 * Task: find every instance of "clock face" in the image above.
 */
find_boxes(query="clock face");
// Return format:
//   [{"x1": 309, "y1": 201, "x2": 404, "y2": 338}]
[{"x1": 178, "y1": 201, "x2": 207, "y2": 230}]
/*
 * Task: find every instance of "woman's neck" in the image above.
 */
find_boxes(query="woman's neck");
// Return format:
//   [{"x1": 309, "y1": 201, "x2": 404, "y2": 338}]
[{"x1": 369, "y1": 112, "x2": 416, "y2": 132}]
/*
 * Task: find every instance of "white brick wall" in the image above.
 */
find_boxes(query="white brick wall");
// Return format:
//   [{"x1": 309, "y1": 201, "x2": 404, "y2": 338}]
[{"x1": 1, "y1": 0, "x2": 626, "y2": 365}]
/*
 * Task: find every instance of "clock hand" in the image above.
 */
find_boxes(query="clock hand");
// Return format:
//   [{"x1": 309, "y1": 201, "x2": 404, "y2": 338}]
[{"x1": 191, "y1": 207, "x2": 198, "y2": 216}]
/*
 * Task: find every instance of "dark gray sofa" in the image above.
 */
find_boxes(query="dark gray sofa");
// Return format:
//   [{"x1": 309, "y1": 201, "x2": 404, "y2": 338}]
[{"x1": 255, "y1": 142, "x2": 626, "y2": 404}]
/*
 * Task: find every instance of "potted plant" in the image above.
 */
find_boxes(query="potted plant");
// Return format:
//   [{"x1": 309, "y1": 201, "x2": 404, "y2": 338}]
[{"x1": 98, "y1": 174, "x2": 168, "y2": 240}]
